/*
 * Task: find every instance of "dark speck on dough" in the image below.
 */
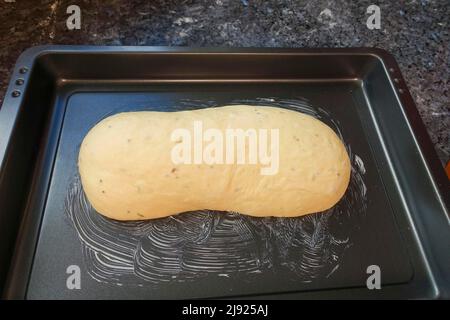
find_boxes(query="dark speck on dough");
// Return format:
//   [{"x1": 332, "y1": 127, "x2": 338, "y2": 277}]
[
  {"x1": 99, "y1": 179, "x2": 103, "y2": 183},
  {"x1": 171, "y1": 168, "x2": 177, "y2": 173},
  {"x1": 127, "y1": 138, "x2": 132, "y2": 143},
  {"x1": 127, "y1": 210, "x2": 131, "y2": 214},
  {"x1": 101, "y1": 190, "x2": 105, "y2": 194},
  {"x1": 137, "y1": 213, "x2": 144, "y2": 218},
  {"x1": 108, "y1": 125, "x2": 112, "y2": 129}
]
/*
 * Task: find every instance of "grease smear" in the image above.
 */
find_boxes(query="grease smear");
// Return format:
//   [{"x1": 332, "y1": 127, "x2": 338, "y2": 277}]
[{"x1": 66, "y1": 97, "x2": 368, "y2": 287}]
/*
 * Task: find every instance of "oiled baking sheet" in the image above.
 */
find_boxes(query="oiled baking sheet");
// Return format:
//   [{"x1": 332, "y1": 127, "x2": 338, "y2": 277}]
[{"x1": 27, "y1": 83, "x2": 412, "y2": 299}]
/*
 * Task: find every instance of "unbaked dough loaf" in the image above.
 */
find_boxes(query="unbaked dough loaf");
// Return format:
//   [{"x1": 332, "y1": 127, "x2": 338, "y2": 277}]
[{"x1": 78, "y1": 105, "x2": 350, "y2": 220}]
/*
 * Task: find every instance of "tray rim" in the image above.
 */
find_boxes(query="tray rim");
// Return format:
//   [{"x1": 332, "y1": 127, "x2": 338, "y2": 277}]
[{"x1": 0, "y1": 46, "x2": 448, "y2": 300}]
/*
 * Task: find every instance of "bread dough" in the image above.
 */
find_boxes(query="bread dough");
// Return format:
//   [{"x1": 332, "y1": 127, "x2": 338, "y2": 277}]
[{"x1": 78, "y1": 105, "x2": 351, "y2": 220}]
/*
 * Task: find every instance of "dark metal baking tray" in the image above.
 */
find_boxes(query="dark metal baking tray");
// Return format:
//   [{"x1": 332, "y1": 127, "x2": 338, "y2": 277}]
[{"x1": 0, "y1": 47, "x2": 448, "y2": 299}]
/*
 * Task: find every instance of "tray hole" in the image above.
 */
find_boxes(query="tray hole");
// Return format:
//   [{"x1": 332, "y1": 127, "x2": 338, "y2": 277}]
[
  {"x1": 11, "y1": 90, "x2": 21, "y2": 98},
  {"x1": 19, "y1": 67, "x2": 28, "y2": 74},
  {"x1": 15, "y1": 78, "x2": 24, "y2": 86}
]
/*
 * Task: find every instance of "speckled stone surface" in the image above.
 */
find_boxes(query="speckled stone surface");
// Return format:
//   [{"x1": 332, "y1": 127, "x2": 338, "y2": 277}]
[{"x1": 0, "y1": 0, "x2": 448, "y2": 164}]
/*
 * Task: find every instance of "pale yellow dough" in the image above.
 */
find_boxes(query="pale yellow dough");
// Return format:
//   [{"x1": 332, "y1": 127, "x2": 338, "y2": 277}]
[{"x1": 78, "y1": 105, "x2": 351, "y2": 220}]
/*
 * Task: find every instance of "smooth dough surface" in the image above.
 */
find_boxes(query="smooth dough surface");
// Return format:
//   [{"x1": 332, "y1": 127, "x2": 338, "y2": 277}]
[{"x1": 78, "y1": 105, "x2": 351, "y2": 220}]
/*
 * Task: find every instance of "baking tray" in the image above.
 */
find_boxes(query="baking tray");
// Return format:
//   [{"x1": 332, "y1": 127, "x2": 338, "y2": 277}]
[{"x1": 0, "y1": 47, "x2": 448, "y2": 299}]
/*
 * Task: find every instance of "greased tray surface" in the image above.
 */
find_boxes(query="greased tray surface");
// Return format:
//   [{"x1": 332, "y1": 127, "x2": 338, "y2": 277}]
[{"x1": 0, "y1": 47, "x2": 448, "y2": 299}]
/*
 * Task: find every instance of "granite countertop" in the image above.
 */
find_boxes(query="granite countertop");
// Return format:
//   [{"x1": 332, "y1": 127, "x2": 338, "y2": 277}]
[{"x1": 0, "y1": 0, "x2": 448, "y2": 166}]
